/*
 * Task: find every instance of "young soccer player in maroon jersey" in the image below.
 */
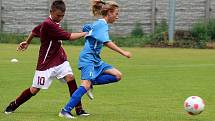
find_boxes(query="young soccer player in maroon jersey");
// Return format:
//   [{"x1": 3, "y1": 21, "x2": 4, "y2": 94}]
[{"x1": 4, "y1": 0, "x2": 89, "y2": 116}]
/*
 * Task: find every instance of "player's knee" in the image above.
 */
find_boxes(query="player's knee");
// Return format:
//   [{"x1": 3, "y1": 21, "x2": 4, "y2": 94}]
[
  {"x1": 30, "y1": 87, "x2": 40, "y2": 95},
  {"x1": 116, "y1": 72, "x2": 122, "y2": 81},
  {"x1": 65, "y1": 74, "x2": 75, "y2": 82},
  {"x1": 83, "y1": 83, "x2": 91, "y2": 90},
  {"x1": 81, "y1": 80, "x2": 92, "y2": 90},
  {"x1": 70, "y1": 76, "x2": 75, "y2": 81}
]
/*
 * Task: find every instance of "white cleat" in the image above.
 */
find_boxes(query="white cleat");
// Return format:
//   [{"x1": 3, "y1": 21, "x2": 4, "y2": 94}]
[
  {"x1": 59, "y1": 109, "x2": 75, "y2": 119},
  {"x1": 4, "y1": 111, "x2": 13, "y2": 115},
  {"x1": 87, "y1": 89, "x2": 94, "y2": 100}
]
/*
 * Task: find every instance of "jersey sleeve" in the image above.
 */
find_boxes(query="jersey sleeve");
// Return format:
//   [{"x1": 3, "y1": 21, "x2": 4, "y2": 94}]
[
  {"x1": 42, "y1": 22, "x2": 71, "y2": 40},
  {"x1": 32, "y1": 24, "x2": 42, "y2": 37},
  {"x1": 52, "y1": 27, "x2": 71, "y2": 40},
  {"x1": 92, "y1": 22, "x2": 111, "y2": 43}
]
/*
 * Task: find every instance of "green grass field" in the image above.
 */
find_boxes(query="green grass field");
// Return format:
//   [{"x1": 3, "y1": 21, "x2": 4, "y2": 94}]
[{"x1": 1, "y1": 44, "x2": 215, "y2": 121}]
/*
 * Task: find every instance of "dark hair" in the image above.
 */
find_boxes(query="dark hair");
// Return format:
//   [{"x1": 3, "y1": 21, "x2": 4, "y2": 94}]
[
  {"x1": 51, "y1": 0, "x2": 66, "y2": 12},
  {"x1": 91, "y1": 0, "x2": 119, "y2": 17}
]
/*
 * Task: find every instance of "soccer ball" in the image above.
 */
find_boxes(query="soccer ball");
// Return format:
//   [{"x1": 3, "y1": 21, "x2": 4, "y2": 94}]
[
  {"x1": 184, "y1": 96, "x2": 205, "y2": 115},
  {"x1": 10, "y1": 58, "x2": 18, "y2": 63}
]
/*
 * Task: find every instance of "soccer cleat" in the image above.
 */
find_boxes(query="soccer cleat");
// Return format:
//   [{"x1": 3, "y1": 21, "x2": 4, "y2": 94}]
[
  {"x1": 86, "y1": 88, "x2": 94, "y2": 100},
  {"x1": 76, "y1": 109, "x2": 90, "y2": 116},
  {"x1": 86, "y1": 84, "x2": 94, "y2": 100},
  {"x1": 59, "y1": 109, "x2": 75, "y2": 119},
  {"x1": 4, "y1": 101, "x2": 17, "y2": 114}
]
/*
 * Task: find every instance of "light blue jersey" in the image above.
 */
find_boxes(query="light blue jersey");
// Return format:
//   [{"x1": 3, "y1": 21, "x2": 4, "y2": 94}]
[{"x1": 78, "y1": 19, "x2": 111, "y2": 68}]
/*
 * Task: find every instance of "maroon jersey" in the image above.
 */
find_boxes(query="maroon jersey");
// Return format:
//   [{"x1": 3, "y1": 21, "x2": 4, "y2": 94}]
[{"x1": 32, "y1": 17, "x2": 71, "y2": 71}]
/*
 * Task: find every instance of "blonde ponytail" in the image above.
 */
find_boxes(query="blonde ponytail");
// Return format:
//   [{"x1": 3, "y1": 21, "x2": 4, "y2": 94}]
[{"x1": 90, "y1": 0, "x2": 119, "y2": 17}]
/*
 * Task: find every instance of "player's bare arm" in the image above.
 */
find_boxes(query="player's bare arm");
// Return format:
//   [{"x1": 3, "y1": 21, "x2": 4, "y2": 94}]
[
  {"x1": 17, "y1": 32, "x2": 34, "y2": 51},
  {"x1": 69, "y1": 32, "x2": 88, "y2": 41},
  {"x1": 104, "y1": 41, "x2": 132, "y2": 58}
]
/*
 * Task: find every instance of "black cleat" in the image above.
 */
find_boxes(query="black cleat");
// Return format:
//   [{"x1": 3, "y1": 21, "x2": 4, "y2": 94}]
[
  {"x1": 76, "y1": 109, "x2": 90, "y2": 116},
  {"x1": 4, "y1": 101, "x2": 17, "y2": 114}
]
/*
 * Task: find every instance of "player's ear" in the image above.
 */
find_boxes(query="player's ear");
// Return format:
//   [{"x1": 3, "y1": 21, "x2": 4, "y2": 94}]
[{"x1": 50, "y1": 8, "x2": 55, "y2": 13}]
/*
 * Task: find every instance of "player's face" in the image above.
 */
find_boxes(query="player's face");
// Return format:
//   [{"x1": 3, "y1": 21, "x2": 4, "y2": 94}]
[
  {"x1": 50, "y1": 9, "x2": 65, "y2": 23},
  {"x1": 107, "y1": 8, "x2": 119, "y2": 24}
]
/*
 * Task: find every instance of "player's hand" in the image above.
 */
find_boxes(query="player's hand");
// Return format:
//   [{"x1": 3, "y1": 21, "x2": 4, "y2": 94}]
[
  {"x1": 17, "y1": 41, "x2": 29, "y2": 51},
  {"x1": 123, "y1": 51, "x2": 132, "y2": 58}
]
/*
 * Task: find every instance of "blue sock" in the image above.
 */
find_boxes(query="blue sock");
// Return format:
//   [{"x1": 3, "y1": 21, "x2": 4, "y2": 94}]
[
  {"x1": 92, "y1": 74, "x2": 118, "y2": 85},
  {"x1": 63, "y1": 86, "x2": 87, "y2": 112}
]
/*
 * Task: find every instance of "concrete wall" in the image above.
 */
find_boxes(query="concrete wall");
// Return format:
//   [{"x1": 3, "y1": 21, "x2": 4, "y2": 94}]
[
  {"x1": 211, "y1": 0, "x2": 215, "y2": 17},
  {"x1": 0, "y1": 0, "x2": 214, "y2": 35}
]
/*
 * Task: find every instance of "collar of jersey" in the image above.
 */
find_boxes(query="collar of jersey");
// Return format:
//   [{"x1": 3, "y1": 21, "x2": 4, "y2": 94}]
[{"x1": 98, "y1": 19, "x2": 107, "y2": 24}]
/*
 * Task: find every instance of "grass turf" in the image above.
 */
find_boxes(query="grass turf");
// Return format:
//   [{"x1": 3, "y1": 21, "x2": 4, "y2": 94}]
[{"x1": 0, "y1": 44, "x2": 215, "y2": 121}]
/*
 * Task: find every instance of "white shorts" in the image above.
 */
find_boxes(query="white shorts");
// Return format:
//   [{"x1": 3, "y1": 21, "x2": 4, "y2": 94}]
[{"x1": 32, "y1": 61, "x2": 73, "y2": 89}]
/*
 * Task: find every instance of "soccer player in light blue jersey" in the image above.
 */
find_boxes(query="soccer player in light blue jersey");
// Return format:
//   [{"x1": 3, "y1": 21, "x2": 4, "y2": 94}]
[{"x1": 59, "y1": 0, "x2": 132, "y2": 119}]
